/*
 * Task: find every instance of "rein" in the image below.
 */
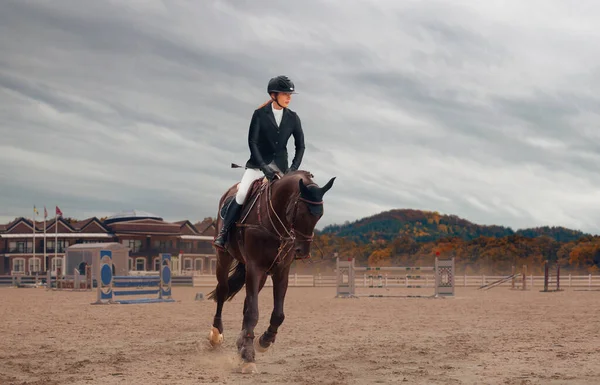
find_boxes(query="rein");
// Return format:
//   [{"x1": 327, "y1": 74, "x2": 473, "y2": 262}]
[{"x1": 237, "y1": 178, "x2": 322, "y2": 272}]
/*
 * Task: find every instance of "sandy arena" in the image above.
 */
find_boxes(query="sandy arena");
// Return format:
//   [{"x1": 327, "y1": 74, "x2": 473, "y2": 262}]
[{"x1": 1, "y1": 285, "x2": 600, "y2": 385}]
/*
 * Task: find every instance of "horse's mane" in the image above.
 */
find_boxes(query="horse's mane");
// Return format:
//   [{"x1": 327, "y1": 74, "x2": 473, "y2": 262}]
[{"x1": 282, "y1": 170, "x2": 314, "y2": 183}]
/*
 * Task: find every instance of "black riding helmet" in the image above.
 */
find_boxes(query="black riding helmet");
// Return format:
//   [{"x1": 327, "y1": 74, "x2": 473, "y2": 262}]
[{"x1": 267, "y1": 75, "x2": 297, "y2": 94}]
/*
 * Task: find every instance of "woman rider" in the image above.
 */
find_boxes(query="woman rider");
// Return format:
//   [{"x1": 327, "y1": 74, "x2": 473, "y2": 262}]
[{"x1": 213, "y1": 75, "x2": 306, "y2": 249}]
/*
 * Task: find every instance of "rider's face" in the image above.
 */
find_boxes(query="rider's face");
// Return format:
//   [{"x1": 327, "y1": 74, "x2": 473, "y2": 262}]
[{"x1": 274, "y1": 92, "x2": 292, "y2": 108}]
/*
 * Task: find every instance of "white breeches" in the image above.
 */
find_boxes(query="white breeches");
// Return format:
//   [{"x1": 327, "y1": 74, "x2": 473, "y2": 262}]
[{"x1": 235, "y1": 162, "x2": 281, "y2": 204}]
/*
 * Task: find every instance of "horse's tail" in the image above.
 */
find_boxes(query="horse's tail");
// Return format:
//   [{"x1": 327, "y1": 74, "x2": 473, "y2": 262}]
[{"x1": 206, "y1": 261, "x2": 247, "y2": 302}]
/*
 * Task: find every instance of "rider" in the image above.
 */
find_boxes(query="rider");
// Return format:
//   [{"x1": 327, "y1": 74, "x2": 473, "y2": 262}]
[{"x1": 213, "y1": 75, "x2": 306, "y2": 249}]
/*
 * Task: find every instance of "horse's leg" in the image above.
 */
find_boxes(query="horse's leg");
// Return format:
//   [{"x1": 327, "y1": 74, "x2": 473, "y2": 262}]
[
  {"x1": 255, "y1": 266, "x2": 290, "y2": 353},
  {"x1": 237, "y1": 273, "x2": 268, "y2": 351},
  {"x1": 240, "y1": 273, "x2": 268, "y2": 326},
  {"x1": 208, "y1": 249, "x2": 233, "y2": 347},
  {"x1": 235, "y1": 263, "x2": 264, "y2": 373}
]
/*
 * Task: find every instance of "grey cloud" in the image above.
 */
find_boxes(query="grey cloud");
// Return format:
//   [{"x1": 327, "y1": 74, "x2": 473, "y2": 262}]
[
  {"x1": 347, "y1": 64, "x2": 600, "y2": 182},
  {"x1": 2, "y1": 0, "x2": 600, "y2": 234}
]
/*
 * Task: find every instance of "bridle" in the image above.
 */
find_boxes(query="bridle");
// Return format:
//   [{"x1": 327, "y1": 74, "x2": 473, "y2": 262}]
[{"x1": 238, "y1": 178, "x2": 323, "y2": 272}]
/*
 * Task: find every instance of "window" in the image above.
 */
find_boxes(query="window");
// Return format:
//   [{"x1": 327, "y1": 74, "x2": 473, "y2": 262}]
[
  {"x1": 51, "y1": 257, "x2": 64, "y2": 275},
  {"x1": 122, "y1": 239, "x2": 142, "y2": 252},
  {"x1": 46, "y1": 240, "x2": 69, "y2": 252},
  {"x1": 9, "y1": 241, "x2": 31, "y2": 253},
  {"x1": 77, "y1": 261, "x2": 89, "y2": 275},
  {"x1": 128, "y1": 258, "x2": 134, "y2": 271},
  {"x1": 29, "y1": 258, "x2": 41, "y2": 273},
  {"x1": 153, "y1": 240, "x2": 168, "y2": 250},
  {"x1": 153, "y1": 258, "x2": 161, "y2": 271},
  {"x1": 13, "y1": 258, "x2": 25, "y2": 273},
  {"x1": 171, "y1": 257, "x2": 179, "y2": 273},
  {"x1": 135, "y1": 258, "x2": 146, "y2": 271},
  {"x1": 18, "y1": 241, "x2": 28, "y2": 253},
  {"x1": 184, "y1": 258, "x2": 193, "y2": 270},
  {"x1": 195, "y1": 259, "x2": 204, "y2": 272}
]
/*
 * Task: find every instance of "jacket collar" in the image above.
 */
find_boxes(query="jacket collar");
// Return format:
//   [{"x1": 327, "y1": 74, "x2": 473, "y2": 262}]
[{"x1": 265, "y1": 102, "x2": 289, "y2": 129}]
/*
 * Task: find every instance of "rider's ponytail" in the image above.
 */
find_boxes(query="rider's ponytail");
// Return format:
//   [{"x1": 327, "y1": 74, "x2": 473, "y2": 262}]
[{"x1": 257, "y1": 99, "x2": 273, "y2": 109}]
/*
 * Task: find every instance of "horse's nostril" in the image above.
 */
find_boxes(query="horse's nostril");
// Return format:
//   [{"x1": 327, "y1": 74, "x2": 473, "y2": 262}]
[{"x1": 294, "y1": 247, "x2": 302, "y2": 254}]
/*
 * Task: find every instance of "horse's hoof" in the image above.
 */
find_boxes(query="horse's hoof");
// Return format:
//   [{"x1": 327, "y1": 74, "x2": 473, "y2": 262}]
[
  {"x1": 254, "y1": 336, "x2": 270, "y2": 353},
  {"x1": 208, "y1": 327, "x2": 224, "y2": 347},
  {"x1": 241, "y1": 362, "x2": 259, "y2": 374}
]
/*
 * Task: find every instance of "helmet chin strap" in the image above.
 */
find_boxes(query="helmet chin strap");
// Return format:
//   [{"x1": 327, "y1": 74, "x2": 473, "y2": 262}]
[{"x1": 271, "y1": 93, "x2": 284, "y2": 109}]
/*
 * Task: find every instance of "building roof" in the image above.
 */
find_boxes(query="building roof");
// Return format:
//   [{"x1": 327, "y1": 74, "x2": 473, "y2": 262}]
[
  {"x1": 67, "y1": 242, "x2": 127, "y2": 250},
  {"x1": 70, "y1": 218, "x2": 94, "y2": 230},
  {"x1": 103, "y1": 210, "x2": 162, "y2": 224},
  {"x1": 107, "y1": 219, "x2": 182, "y2": 235},
  {"x1": 0, "y1": 212, "x2": 217, "y2": 240},
  {"x1": 194, "y1": 217, "x2": 217, "y2": 236}
]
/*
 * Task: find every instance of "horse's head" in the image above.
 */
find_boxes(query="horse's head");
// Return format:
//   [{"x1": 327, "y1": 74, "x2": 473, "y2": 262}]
[{"x1": 278, "y1": 171, "x2": 335, "y2": 259}]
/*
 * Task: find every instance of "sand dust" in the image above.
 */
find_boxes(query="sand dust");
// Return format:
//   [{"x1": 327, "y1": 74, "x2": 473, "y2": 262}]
[{"x1": 1, "y1": 285, "x2": 600, "y2": 384}]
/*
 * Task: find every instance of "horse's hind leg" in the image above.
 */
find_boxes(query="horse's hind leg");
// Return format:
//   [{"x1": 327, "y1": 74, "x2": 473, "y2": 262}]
[
  {"x1": 208, "y1": 249, "x2": 233, "y2": 347},
  {"x1": 255, "y1": 266, "x2": 290, "y2": 353}
]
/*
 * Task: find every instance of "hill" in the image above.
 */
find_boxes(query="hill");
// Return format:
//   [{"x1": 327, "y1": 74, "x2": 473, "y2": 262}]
[
  {"x1": 311, "y1": 209, "x2": 599, "y2": 275},
  {"x1": 319, "y1": 209, "x2": 588, "y2": 243}
]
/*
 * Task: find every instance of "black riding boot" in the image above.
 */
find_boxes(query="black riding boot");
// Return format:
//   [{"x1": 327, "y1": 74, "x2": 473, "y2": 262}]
[{"x1": 213, "y1": 200, "x2": 243, "y2": 249}]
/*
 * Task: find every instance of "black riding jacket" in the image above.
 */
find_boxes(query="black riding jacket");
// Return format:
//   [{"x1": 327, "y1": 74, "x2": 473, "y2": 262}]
[{"x1": 245, "y1": 102, "x2": 305, "y2": 173}]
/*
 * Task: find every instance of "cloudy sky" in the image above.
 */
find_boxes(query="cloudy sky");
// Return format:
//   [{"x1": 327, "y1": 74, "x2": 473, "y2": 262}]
[{"x1": 2, "y1": 0, "x2": 600, "y2": 234}]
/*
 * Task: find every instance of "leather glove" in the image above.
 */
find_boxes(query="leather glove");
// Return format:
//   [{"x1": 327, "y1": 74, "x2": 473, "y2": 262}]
[{"x1": 261, "y1": 164, "x2": 277, "y2": 181}]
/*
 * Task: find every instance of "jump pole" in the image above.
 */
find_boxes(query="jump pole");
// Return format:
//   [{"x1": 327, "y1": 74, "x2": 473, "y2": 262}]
[
  {"x1": 509, "y1": 264, "x2": 527, "y2": 291},
  {"x1": 541, "y1": 260, "x2": 561, "y2": 293}
]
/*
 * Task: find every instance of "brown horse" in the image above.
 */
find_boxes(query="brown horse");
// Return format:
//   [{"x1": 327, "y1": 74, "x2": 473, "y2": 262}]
[{"x1": 207, "y1": 170, "x2": 335, "y2": 373}]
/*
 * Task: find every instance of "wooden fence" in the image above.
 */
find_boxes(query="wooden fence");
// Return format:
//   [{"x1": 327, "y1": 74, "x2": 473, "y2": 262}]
[
  {"x1": 193, "y1": 273, "x2": 337, "y2": 288},
  {"x1": 189, "y1": 272, "x2": 600, "y2": 289},
  {"x1": 3, "y1": 273, "x2": 600, "y2": 289}
]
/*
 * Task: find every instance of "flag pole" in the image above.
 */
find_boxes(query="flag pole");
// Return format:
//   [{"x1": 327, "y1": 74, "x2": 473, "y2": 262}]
[
  {"x1": 44, "y1": 206, "x2": 47, "y2": 272},
  {"x1": 33, "y1": 205, "x2": 37, "y2": 273},
  {"x1": 55, "y1": 209, "x2": 58, "y2": 275},
  {"x1": 55, "y1": 206, "x2": 62, "y2": 276}
]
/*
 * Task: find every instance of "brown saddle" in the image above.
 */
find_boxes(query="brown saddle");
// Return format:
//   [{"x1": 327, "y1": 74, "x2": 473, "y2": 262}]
[{"x1": 219, "y1": 177, "x2": 268, "y2": 223}]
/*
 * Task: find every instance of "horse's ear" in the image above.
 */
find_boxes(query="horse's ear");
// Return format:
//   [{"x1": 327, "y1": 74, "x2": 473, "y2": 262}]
[
  {"x1": 320, "y1": 177, "x2": 336, "y2": 195},
  {"x1": 299, "y1": 178, "x2": 312, "y2": 197}
]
